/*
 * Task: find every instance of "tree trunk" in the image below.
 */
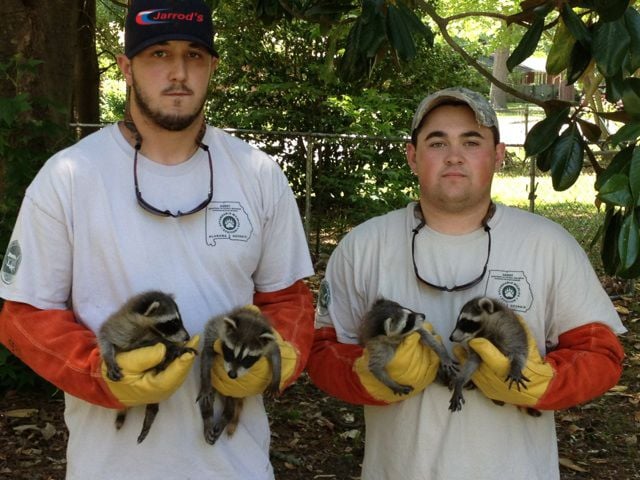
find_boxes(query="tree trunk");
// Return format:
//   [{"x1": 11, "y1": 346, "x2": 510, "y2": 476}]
[
  {"x1": 74, "y1": 0, "x2": 101, "y2": 138},
  {"x1": 490, "y1": 46, "x2": 509, "y2": 109},
  {"x1": 1, "y1": 0, "x2": 79, "y2": 131},
  {"x1": 0, "y1": 0, "x2": 80, "y2": 255}
]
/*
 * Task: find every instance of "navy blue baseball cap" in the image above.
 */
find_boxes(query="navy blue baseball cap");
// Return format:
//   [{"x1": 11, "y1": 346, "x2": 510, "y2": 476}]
[{"x1": 125, "y1": 0, "x2": 218, "y2": 59}]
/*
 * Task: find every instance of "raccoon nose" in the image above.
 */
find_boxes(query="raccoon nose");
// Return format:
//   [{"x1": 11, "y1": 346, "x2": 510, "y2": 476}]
[{"x1": 227, "y1": 371, "x2": 237, "y2": 379}]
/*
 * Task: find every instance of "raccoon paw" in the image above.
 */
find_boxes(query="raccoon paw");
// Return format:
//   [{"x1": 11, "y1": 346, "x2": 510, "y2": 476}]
[
  {"x1": 437, "y1": 361, "x2": 460, "y2": 385},
  {"x1": 522, "y1": 406, "x2": 542, "y2": 417},
  {"x1": 264, "y1": 384, "x2": 280, "y2": 398},
  {"x1": 181, "y1": 346, "x2": 199, "y2": 356},
  {"x1": 448, "y1": 392, "x2": 465, "y2": 412},
  {"x1": 506, "y1": 373, "x2": 530, "y2": 391},
  {"x1": 114, "y1": 410, "x2": 126, "y2": 430},
  {"x1": 203, "y1": 418, "x2": 222, "y2": 445},
  {"x1": 106, "y1": 364, "x2": 123, "y2": 382},
  {"x1": 137, "y1": 426, "x2": 151, "y2": 444},
  {"x1": 391, "y1": 384, "x2": 413, "y2": 396},
  {"x1": 196, "y1": 388, "x2": 215, "y2": 408}
]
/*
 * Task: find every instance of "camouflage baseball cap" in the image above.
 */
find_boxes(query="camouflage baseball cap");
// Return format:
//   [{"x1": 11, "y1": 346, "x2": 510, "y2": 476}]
[{"x1": 411, "y1": 87, "x2": 500, "y2": 137}]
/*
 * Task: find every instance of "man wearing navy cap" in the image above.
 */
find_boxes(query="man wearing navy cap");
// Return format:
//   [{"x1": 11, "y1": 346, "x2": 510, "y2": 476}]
[{"x1": 0, "y1": 1, "x2": 315, "y2": 478}]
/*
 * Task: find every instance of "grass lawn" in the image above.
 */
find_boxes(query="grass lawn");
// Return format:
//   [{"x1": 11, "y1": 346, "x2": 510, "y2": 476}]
[{"x1": 493, "y1": 172, "x2": 605, "y2": 271}]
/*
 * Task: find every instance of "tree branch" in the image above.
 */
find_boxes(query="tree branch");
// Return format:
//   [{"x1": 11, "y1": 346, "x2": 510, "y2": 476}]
[
  {"x1": 416, "y1": 0, "x2": 546, "y2": 108},
  {"x1": 445, "y1": 10, "x2": 529, "y2": 28}
]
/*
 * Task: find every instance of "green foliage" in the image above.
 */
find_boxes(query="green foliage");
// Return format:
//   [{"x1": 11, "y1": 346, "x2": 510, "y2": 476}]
[
  {"x1": 0, "y1": 56, "x2": 70, "y2": 392},
  {"x1": 502, "y1": 2, "x2": 640, "y2": 278},
  {"x1": 100, "y1": 79, "x2": 126, "y2": 123},
  {"x1": 336, "y1": 0, "x2": 433, "y2": 81},
  {"x1": 206, "y1": 1, "x2": 482, "y2": 239},
  {"x1": 506, "y1": 16, "x2": 544, "y2": 72},
  {"x1": 0, "y1": 344, "x2": 45, "y2": 393},
  {"x1": 0, "y1": 55, "x2": 69, "y2": 259}
]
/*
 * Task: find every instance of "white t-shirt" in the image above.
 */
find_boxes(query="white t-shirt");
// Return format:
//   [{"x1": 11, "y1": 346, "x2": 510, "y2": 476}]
[
  {"x1": 316, "y1": 202, "x2": 625, "y2": 480},
  {"x1": 0, "y1": 124, "x2": 314, "y2": 479}
]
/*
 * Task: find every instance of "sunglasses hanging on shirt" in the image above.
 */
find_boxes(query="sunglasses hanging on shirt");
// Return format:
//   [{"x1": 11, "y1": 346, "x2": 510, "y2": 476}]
[
  {"x1": 411, "y1": 202, "x2": 495, "y2": 292},
  {"x1": 126, "y1": 119, "x2": 213, "y2": 218}
]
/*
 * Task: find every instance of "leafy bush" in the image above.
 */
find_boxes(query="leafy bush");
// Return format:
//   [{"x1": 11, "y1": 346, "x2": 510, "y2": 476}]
[
  {"x1": 0, "y1": 343, "x2": 55, "y2": 393},
  {"x1": 0, "y1": 56, "x2": 69, "y2": 392}
]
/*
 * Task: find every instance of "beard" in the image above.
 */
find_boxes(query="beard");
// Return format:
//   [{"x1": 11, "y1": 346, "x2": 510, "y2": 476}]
[{"x1": 131, "y1": 80, "x2": 206, "y2": 132}]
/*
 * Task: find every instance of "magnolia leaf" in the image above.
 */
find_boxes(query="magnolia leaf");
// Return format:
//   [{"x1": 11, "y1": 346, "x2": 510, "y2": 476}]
[
  {"x1": 549, "y1": 124, "x2": 585, "y2": 191},
  {"x1": 595, "y1": 145, "x2": 634, "y2": 190},
  {"x1": 605, "y1": 70, "x2": 625, "y2": 103},
  {"x1": 396, "y1": 1, "x2": 433, "y2": 45},
  {"x1": 558, "y1": 457, "x2": 589, "y2": 473},
  {"x1": 630, "y1": 147, "x2": 640, "y2": 203},
  {"x1": 598, "y1": 173, "x2": 633, "y2": 206},
  {"x1": 592, "y1": 19, "x2": 630, "y2": 78},
  {"x1": 622, "y1": 77, "x2": 640, "y2": 117},
  {"x1": 566, "y1": 41, "x2": 592, "y2": 85},
  {"x1": 576, "y1": 118, "x2": 602, "y2": 142},
  {"x1": 618, "y1": 211, "x2": 640, "y2": 271},
  {"x1": 601, "y1": 208, "x2": 623, "y2": 275},
  {"x1": 597, "y1": 109, "x2": 632, "y2": 123},
  {"x1": 609, "y1": 121, "x2": 640, "y2": 146},
  {"x1": 386, "y1": 5, "x2": 417, "y2": 61},
  {"x1": 507, "y1": 17, "x2": 545, "y2": 71},
  {"x1": 560, "y1": 4, "x2": 591, "y2": 48},
  {"x1": 360, "y1": 4, "x2": 387, "y2": 57},
  {"x1": 625, "y1": 7, "x2": 640, "y2": 72},
  {"x1": 524, "y1": 107, "x2": 570, "y2": 156},
  {"x1": 547, "y1": 19, "x2": 576, "y2": 75},
  {"x1": 592, "y1": 0, "x2": 631, "y2": 23},
  {"x1": 4, "y1": 409, "x2": 38, "y2": 418},
  {"x1": 506, "y1": 0, "x2": 548, "y2": 25},
  {"x1": 536, "y1": 147, "x2": 553, "y2": 172}
]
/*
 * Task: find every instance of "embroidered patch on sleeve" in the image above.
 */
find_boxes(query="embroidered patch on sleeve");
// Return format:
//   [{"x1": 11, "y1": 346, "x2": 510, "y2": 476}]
[{"x1": 1, "y1": 241, "x2": 21, "y2": 285}]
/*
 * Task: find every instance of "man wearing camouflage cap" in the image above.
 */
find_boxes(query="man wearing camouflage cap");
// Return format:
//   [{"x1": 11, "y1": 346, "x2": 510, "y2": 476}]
[{"x1": 307, "y1": 87, "x2": 625, "y2": 479}]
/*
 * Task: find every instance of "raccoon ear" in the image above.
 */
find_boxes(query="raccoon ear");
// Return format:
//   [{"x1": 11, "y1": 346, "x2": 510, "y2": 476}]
[
  {"x1": 383, "y1": 316, "x2": 400, "y2": 335},
  {"x1": 143, "y1": 301, "x2": 161, "y2": 317},
  {"x1": 478, "y1": 297, "x2": 495, "y2": 314},
  {"x1": 223, "y1": 316, "x2": 238, "y2": 330},
  {"x1": 259, "y1": 331, "x2": 276, "y2": 346}
]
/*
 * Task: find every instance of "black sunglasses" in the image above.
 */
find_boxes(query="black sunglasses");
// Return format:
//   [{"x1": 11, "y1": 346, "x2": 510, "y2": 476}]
[
  {"x1": 133, "y1": 141, "x2": 213, "y2": 218},
  {"x1": 411, "y1": 203, "x2": 493, "y2": 292}
]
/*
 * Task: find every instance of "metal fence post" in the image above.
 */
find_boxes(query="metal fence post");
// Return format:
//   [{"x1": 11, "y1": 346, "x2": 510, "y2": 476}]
[{"x1": 305, "y1": 135, "x2": 314, "y2": 237}]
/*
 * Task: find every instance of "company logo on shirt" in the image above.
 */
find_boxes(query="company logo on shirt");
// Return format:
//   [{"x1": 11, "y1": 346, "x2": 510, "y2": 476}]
[
  {"x1": 136, "y1": 9, "x2": 204, "y2": 25},
  {"x1": 1, "y1": 240, "x2": 21, "y2": 285},
  {"x1": 486, "y1": 269, "x2": 533, "y2": 312},
  {"x1": 316, "y1": 279, "x2": 331, "y2": 317},
  {"x1": 205, "y1": 202, "x2": 253, "y2": 246}
]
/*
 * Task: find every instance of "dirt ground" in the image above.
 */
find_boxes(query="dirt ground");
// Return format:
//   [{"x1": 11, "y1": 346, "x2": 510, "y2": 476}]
[{"x1": 1, "y1": 277, "x2": 639, "y2": 479}]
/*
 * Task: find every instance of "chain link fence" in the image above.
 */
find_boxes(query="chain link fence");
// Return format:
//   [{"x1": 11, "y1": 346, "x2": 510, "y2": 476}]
[
  {"x1": 224, "y1": 127, "x2": 604, "y2": 272},
  {"x1": 69, "y1": 122, "x2": 607, "y2": 273}
]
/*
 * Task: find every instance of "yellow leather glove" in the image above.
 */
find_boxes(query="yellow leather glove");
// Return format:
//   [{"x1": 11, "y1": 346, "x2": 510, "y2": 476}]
[
  {"x1": 101, "y1": 336, "x2": 199, "y2": 407},
  {"x1": 211, "y1": 330, "x2": 298, "y2": 398},
  {"x1": 457, "y1": 320, "x2": 554, "y2": 408},
  {"x1": 354, "y1": 325, "x2": 441, "y2": 403}
]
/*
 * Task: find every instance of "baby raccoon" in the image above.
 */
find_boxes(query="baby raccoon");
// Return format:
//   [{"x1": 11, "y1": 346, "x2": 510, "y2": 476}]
[
  {"x1": 448, "y1": 296, "x2": 541, "y2": 417},
  {"x1": 97, "y1": 290, "x2": 197, "y2": 443},
  {"x1": 358, "y1": 298, "x2": 459, "y2": 396},
  {"x1": 197, "y1": 306, "x2": 281, "y2": 445}
]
